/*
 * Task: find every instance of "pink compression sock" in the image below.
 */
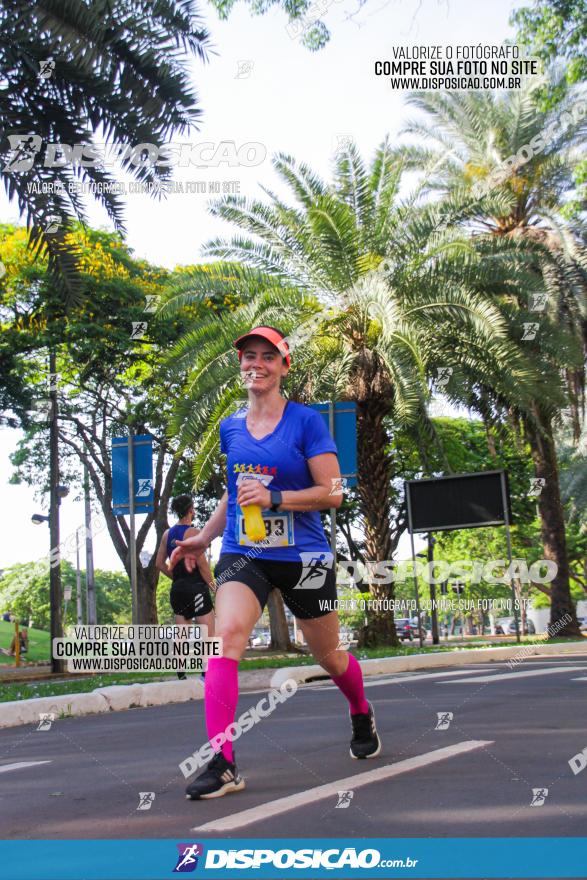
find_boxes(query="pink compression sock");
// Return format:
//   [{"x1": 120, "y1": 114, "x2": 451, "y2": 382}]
[
  {"x1": 331, "y1": 652, "x2": 369, "y2": 715},
  {"x1": 205, "y1": 656, "x2": 239, "y2": 762}
]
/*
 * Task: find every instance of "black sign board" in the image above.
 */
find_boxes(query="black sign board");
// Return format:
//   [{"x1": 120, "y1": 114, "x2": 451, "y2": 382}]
[{"x1": 404, "y1": 470, "x2": 512, "y2": 534}]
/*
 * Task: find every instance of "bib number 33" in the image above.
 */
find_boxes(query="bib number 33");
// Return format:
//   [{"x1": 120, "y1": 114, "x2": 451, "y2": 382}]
[{"x1": 236, "y1": 510, "x2": 295, "y2": 547}]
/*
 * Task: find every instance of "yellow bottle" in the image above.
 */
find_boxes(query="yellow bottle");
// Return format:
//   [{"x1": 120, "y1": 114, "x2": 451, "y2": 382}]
[{"x1": 242, "y1": 504, "x2": 267, "y2": 542}]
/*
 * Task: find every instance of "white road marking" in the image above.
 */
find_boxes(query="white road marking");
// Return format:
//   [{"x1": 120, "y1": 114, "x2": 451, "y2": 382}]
[
  {"x1": 570, "y1": 677, "x2": 587, "y2": 682},
  {"x1": 438, "y1": 666, "x2": 585, "y2": 684},
  {"x1": 503, "y1": 658, "x2": 587, "y2": 665},
  {"x1": 0, "y1": 760, "x2": 51, "y2": 774},
  {"x1": 306, "y1": 669, "x2": 498, "y2": 690},
  {"x1": 192, "y1": 739, "x2": 492, "y2": 832}
]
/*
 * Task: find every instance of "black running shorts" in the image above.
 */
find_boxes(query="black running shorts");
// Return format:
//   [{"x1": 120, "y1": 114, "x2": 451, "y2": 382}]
[
  {"x1": 214, "y1": 553, "x2": 338, "y2": 619},
  {"x1": 170, "y1": 578, "x2": 214, "y2": 619}
]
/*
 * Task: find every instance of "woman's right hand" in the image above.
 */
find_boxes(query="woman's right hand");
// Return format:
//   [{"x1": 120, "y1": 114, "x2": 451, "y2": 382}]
[{"x1": 169, "y1": 533, "x2": 208, "y2": 573}]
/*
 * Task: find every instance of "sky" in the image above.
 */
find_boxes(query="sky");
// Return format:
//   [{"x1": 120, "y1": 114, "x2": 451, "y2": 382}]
[{"x1": 0, "y1": 0, "x2": 527, "y2": 574}]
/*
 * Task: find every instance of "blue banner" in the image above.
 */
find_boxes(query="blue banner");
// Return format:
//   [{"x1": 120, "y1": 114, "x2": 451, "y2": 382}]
[
  {"x1": 112, "y1": 434, "x2": 154, "y2": 516},
  {"x1": 1, "y1": 838, "x2": 586, "y2": 879},
  {"x1": 310, "y1": 402, "x2": 357, "y2": 488}
]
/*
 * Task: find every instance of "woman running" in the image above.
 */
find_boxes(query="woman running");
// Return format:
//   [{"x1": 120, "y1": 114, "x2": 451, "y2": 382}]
[
  {"x1": 156, "y1": 494, "x2": 216, "y2": 678},
  {"x1": 170, "y1": 326, "x2": 380, "y2": 799}
]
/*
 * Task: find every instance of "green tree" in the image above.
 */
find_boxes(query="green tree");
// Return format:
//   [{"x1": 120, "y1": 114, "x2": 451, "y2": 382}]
[
  {"x1": 558, "y1": 437, "x2": 587, "y2": 593},
  {"x1": 511, "y1": 2, "x2": 587, "y2": 214},
  {"x1": 161, "y1": 143, "x2": 536, "y2": 645},
  {"x1": 3, "y1": 224, "x2": 178, "y2": 622},
  {"x1": 512, "y1": 1, "x2": 587, "y2": 101},
  {"x1": 401, "y1": 84, "x2": 586, "y2": 637},
  {"x1": 392, "y1": 417, "x2": 541, "y2": 634},
  {"x1": 209, "y1": 0, "x2": 338, "y2": 50},
  {"x1": 0, "y1": 1, "x2": 210, "y2": 300},
  {"x1": 3, "y1": 224, "x2": 251, "y2": 622},
  {"x1": 1, "y1": 222, "x2": 173, "y2": 421},
  {"x1": 0, "y1": 560, "x2": 131, "y2": 631}
]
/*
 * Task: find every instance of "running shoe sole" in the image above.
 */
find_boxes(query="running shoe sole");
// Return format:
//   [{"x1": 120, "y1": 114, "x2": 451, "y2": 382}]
[
  {"x1": 349, "y1": 737, "x2": 381, "y2": 760},
  {"x1": 186, "y1": 777, "x2": 246, "y2": 800}
]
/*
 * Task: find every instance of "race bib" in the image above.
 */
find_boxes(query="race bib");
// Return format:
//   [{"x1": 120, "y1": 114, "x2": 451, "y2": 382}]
[
  {"x1": 236, "y1": 471, "x2": 273, "y2": 488},
  {"x1": 236, "y1": 508, "x2": 295, "y2": 547}
]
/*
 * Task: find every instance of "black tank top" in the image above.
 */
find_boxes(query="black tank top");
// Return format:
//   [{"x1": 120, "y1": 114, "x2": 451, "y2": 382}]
[{"x1": 166, "y1": 523, "x2": 205, "y2": 584}]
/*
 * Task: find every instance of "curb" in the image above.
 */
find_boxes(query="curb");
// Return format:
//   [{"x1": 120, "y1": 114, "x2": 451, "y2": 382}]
[
  {"x1": 269, "y1": 640, "x2": 587, "y2": 688},
  {"x1": 1, "y1": 641, "x2": 586, "y2": 729},
  {"x1": 0, "y1": 692, "x2": 110, "y2": 728},
  {"x1": 0, "y1": 670, "x2": 274, "y2": 729}
]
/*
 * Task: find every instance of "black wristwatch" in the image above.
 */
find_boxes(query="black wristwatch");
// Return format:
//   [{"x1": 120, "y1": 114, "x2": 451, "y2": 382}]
[{"x1": 270, "y1": 490, "x2": 283, "y2": 511}]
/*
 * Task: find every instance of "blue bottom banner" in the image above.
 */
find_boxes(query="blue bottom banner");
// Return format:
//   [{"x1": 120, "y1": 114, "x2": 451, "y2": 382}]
[{"x1": 1, "y1": 838, "x2": 586, "y2": 879}]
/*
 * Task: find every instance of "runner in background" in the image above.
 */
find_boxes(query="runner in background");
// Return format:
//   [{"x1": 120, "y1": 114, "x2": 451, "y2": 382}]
[
  {"x1": 156, "y1": 495, "x2": 215, "y2": 680},
  {"x1": 171, "y1": 326, "x2": 380, "y2": 800}
]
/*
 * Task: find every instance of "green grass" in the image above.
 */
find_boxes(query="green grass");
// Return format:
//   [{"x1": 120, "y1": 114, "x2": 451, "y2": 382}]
[
  {"x1": 355, "y1": 635, "x2": 584, "y2": 659},
  {"x1": 0, "y1": 620, "x2": 51, "y2": 665},
  {"x1": 1, "y1": 633, "x2": 583, "y2": 703},
  {"x1": 0, "y1": 672, "x2": 180, "y2": 704}
]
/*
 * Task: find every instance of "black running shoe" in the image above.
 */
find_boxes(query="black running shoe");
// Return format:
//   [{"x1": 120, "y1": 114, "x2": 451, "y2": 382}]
[
  {"x1": 185, "y1": 751, "x2": 245, "y2": 800},
  {"x1": 349, "y1": 702, "x2": 381, "y2": 759},
  {"x1": 177, "y1": 671, "x2": 187, "y2": 681}
]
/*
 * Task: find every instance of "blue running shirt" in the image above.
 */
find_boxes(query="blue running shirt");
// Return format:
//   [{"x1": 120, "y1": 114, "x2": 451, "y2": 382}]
[{"x1": 219, "y1": 400, "x2": 338, "y2": 561}]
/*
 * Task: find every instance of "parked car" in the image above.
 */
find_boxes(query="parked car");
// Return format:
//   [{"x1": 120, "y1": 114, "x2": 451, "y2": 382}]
[
  {"x1": 394, "y1": 618, "x2": 416, "y2": 641},
  {"x1": 250, "y1": 630, "x2": 270, "y2": 647},
  {"x1": 498, "y1": 617, "x2": 536, "y2": 635}
]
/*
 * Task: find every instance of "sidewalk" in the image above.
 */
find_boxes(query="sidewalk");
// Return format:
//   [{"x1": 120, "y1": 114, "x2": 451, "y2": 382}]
[{"x1": 0, "y1": 662, "x2": 53, "y2": 683}]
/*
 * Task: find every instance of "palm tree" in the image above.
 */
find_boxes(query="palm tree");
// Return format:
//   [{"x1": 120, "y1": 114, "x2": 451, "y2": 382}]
[
  {"x1": 0, "y1": 0, "x2": 209, "y2": 300},
  {"x1": 401, "y1": 83, "x2": 587, "y2": 637},
  {"x1": 161, "y1": 144, "x2": 536, "y2": 645}
]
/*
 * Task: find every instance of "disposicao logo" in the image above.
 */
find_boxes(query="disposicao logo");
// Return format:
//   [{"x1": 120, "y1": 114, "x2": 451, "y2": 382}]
[{"x1": 173, "y1": 843, "x2": 204, "y2": 872}]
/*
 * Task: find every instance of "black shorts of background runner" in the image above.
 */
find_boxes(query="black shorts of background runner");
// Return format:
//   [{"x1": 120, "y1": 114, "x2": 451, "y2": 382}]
[
  {"x1": 170, "y1": 577, "x2": 214, "y2": 619},
  {"x1": 214, "y1": 553, "x2": 337, "y2": 620}
]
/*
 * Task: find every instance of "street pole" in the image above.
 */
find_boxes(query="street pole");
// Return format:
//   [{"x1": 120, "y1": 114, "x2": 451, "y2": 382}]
[
  {"x1": 405, "y1": 482, "x2": 424, "y2": 648},
  {"x1": 128, "y1": 426, "x2": 138, "y2": 624},
  {"x1": 75, "y1": 528, "x2": 83, "y2": 625},
  {"x1": 441, "y1": 581, "x2": 449, "y2": 640},
  {"x1": 49, "y1": 348, "x2": 64, "y2": 674},
  {"x1": 84, "y1": 467, "x2": 97, "y2": 625},
  {"x1": 428, "y1": 533, "x2": 440, "y2": 645},
  {"x1": 500, "y1": 471, "x2": 520, "y2": 644},
  {"x1": 409, "y1": 531, "x2": 425, "y2": 649}
]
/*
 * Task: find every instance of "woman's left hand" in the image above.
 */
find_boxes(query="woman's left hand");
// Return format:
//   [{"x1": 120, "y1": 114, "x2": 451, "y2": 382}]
[{"x1": 237, "y1": 480, "x2": 272, "y2": 509}]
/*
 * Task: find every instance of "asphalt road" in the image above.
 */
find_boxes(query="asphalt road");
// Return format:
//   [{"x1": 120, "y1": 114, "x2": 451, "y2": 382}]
[{"x1": 1, "y1": 654, "x2": 587, "y2": 848}]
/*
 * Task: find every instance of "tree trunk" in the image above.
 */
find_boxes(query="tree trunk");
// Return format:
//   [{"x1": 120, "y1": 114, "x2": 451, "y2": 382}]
[
  {"x1": 268, "y1": 590, "x2": 293, "y2": 651},
  {"x1": 526, "y1": 407, "x2": 582, "y2": 638},
  {"x1": 135, "y1": 562, "x2": 159, "y2": 624},
  {"x1": 354, "y1": 396, "x2": 398, "y2": 647},
  {"x1": 515, "y1": 580, "x2": 528, "y2": 634}
]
